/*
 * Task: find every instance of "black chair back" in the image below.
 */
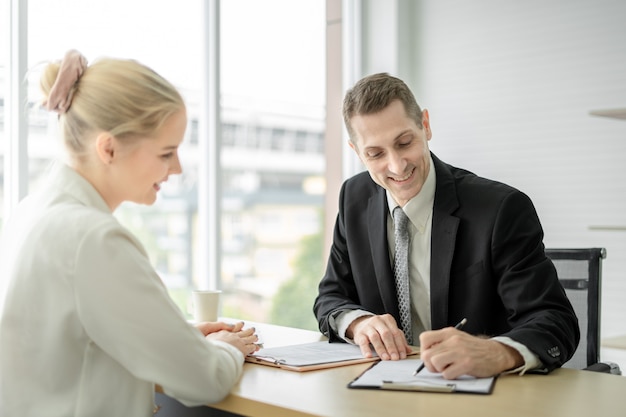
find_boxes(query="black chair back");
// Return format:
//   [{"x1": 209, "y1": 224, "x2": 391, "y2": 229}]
[{"x1": 545, "y1": 247, "x2": 604, "y2": 369}]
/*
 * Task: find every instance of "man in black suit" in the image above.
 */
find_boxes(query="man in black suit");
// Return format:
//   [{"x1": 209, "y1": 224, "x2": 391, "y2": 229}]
[{"x1": 314, "y1": 73, "x2": 579, "y2": 379}]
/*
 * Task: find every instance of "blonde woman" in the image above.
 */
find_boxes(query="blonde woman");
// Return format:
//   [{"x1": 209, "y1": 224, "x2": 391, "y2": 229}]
[{"x1": 0, "y1": 50, "x2": 259, "y2": 416}]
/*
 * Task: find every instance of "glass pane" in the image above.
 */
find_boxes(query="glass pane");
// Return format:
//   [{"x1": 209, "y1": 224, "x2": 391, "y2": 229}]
[
  {"x1": 0, "y1": 0, "x2": 5, "y2": 229},
  {"x1": 26, "y1": 0, "x2": 204, "y2": 317},
  {"x1": 22, "y1": 0, "x2": 326, "y2": 330},
  {"x1": 220, "y1": 0, "x2": 326, "y2": 330}
]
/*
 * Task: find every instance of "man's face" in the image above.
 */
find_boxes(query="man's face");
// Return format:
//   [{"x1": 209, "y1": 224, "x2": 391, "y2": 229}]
[{"x1": 349, "y1": 100, "x2": 432, "y2": 207}]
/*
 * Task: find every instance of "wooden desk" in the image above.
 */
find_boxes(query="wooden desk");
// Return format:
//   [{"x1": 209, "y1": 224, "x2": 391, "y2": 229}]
[{"x1": 204, "y1": 322, "x2": 626, "y2": 417}]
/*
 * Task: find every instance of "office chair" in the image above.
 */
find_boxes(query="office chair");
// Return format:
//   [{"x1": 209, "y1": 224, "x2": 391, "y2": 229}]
[{"x1": 545, "y1": 247, "x2": 621, "y2": 375}]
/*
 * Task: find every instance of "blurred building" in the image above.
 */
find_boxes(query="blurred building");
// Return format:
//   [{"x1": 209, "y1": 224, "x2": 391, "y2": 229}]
[{"x1": 0, "y1": 82, "x2": 326, "y2": 322}]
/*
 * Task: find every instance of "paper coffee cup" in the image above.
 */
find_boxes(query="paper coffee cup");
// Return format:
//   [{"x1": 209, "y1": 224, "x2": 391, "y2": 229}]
[{"x1": 192, "y1": 290, "x2": 221, "y2": 322}]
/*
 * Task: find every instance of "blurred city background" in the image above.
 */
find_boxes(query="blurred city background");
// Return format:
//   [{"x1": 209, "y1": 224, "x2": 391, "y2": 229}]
[{"x1": 0, "y1": 0, "x2": 326, "y2": 330}]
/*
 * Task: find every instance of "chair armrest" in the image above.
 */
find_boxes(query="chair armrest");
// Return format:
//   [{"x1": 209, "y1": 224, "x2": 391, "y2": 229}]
[{"x1": 584, "y1": 362, "x2": 622, "y2": 375}]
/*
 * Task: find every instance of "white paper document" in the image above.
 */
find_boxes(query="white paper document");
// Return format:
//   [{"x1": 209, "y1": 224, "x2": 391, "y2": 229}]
[
  {"x1": 348, "y1": 358, "x2": 495, "y2": 394},
  {"x1": 253, "y1": 341, "x2": 366, "y2": 365}
]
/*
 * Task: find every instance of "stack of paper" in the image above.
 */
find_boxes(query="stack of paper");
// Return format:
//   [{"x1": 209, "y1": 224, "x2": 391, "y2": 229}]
[{"x1": 246, "y1": 341, "x2": 380, "y2": 371}]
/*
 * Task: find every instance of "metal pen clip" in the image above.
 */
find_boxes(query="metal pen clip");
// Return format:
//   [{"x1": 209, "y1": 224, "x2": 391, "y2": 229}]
[{"x1": 381, "y1": 380, "x2": 456, "y2": 392}]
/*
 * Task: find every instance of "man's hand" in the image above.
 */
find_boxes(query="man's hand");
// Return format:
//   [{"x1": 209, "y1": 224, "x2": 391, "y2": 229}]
[
  {"x1": 419, "y1": 327, "x2": 523, "y2": 379},
  {"x1": 346, "y1": 314, "x2": 413, "y2": 360}
]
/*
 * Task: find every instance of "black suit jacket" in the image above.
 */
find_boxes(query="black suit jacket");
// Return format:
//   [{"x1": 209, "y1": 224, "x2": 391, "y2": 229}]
[{"x1": 314, "y1": 153, "x2": 579, "y2": 371}]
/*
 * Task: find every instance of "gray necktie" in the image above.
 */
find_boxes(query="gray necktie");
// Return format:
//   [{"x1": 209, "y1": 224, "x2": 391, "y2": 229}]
[{"x1": 393, "y1": 206, "x2": 412, "y2": 345}]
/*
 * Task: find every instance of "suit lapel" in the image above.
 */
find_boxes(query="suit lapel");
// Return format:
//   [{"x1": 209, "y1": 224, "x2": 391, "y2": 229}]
[
  {"x1": 367, "y1": 187, "x2": 401, "y2": 319},
  {"x1": 430, "y1": 155, "x2": 460, "y2": 330}
]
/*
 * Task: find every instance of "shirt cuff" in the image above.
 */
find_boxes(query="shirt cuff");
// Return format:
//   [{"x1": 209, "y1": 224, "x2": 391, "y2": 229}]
[
  {"x1": 492, "y1": 336, "x2": 543, "y2": 375},
  {"x1": 331, "y1": 309, "x2": 374, "y2": 343}
]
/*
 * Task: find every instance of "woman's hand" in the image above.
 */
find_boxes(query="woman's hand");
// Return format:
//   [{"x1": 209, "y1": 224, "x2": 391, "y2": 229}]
[
  {"x1": 199, "y1": 321, "x2": 261, "y2": 356},
  {"x1": 195, "y1": 320, "x2": 243, "y2": 336}
]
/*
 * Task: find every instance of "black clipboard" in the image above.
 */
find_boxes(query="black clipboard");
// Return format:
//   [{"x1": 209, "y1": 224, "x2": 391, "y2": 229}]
[{"x1": 348, "y1": 358, "x2": 496, "y2": 394}]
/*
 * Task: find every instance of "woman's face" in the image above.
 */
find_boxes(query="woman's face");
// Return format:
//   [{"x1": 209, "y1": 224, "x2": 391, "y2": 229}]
[{"x1": 107, "y1": 109, "x2": 187, "y2": 209}]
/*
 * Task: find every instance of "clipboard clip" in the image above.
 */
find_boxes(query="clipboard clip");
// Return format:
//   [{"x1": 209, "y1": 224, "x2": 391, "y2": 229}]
[
  {"x1": 381, "y1": 380, "x2": 456, "y2": 393},
  {"x1": 250, "y1": 355, "x2": 286, "y2": 365}
]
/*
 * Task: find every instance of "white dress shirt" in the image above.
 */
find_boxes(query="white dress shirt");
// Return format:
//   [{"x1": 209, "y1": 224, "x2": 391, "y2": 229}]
[
  {"x1": 0, "y1": 162, "x2": 243, "y2": 417},
  {"x1": 385, "y1": 158, "x2": 436, "y2": 338}
]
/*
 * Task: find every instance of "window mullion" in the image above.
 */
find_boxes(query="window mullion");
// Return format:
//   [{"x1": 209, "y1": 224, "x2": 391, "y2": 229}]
[{"x1": 4, "y1": 0, "x2": 29, "y2": 217}]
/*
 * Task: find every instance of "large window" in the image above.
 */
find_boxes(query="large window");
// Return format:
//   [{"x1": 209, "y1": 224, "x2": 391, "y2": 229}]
[
  {"x1": 2, "y1": 0, "x2": 326, "y2": 330},
  {"x1": 0, "y1": 0, "x2": 6, "y2": 229},
  {"x1": 22, "y1": 0, "x2": 206, "y2": 314},
  {"x1": 219, "y1": 1, "x2": 325, "y2": 329}
]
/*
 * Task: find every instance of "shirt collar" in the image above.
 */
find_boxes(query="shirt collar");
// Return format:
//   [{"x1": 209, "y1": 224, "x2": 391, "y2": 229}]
[
  {"x1": 387, "y1": 155, "x2": 436, "y2": 233},
  {"x1": 48, "y1": 161, "x2": 112, "y2": 213}
]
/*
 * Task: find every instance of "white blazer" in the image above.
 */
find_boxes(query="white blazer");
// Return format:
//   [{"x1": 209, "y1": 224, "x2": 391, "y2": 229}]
[{"x1": 0, "y1": 163, "x2": 243, "y2": 417}]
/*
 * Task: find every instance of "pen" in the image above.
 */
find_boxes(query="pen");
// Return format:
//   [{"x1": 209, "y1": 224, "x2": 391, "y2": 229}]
[{"x1": 413, "y1": 318, "x2": 468, "y2": 376}]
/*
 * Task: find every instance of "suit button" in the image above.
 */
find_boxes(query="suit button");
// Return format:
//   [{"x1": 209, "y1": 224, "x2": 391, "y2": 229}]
[{"x1": 547, "y1": 346, "x2": 561, "y2": 357}]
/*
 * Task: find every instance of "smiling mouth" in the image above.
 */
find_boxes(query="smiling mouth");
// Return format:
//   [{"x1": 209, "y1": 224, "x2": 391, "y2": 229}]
[
  {"x1": 154, "y1": 183, "x2": 161, "y2": 191},
  {"x1": 390, "y1": 168, "x2": 414, "y2": 183}
]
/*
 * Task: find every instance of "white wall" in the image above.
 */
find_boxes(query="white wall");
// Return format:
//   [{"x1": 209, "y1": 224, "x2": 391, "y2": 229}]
[{"x1": 358, "y1": 0, "x2": 626, "y2": 358}]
